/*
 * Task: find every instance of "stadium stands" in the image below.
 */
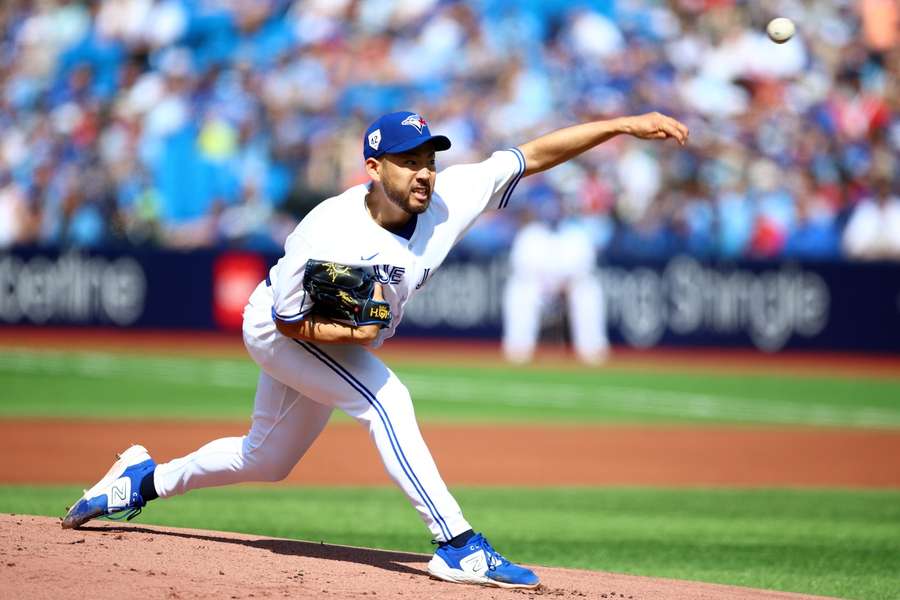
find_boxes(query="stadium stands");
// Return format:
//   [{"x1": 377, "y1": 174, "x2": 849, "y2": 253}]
[{"x1": 0, "y1": 0, "x2": 897, "y2": 260}]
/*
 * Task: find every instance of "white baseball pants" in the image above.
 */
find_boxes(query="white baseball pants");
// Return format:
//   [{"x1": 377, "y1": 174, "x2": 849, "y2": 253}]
[{"x1": 152, "y1": 293, "x2": 470, "y2": 542}]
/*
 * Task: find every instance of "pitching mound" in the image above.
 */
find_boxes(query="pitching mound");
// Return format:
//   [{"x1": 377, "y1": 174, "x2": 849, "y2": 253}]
[{"x1": 2, "y1": 514, "x2": 835, "y2": 600}]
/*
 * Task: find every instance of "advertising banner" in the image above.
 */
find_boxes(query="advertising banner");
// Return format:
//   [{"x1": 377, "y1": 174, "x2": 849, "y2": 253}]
[
  {"x1": 403, "y1": 254, "x2": 900, "y2": 353},
  {"x1": 0, "y1": 248, "x2": 220, "y2": 330},
  {"x1": 2, "y1": 249, "x2": 898, "y2": 352}
]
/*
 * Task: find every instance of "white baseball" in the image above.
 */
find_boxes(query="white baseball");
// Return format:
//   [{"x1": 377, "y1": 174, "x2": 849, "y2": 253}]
[{"x1": 766, "y1": 17, "x2": 795, "y2": 44}]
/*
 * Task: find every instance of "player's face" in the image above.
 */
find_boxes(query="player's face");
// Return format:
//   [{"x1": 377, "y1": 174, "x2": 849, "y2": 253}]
[{"x1": 380, "y1": 145, "x2": 437, "y2": 214}]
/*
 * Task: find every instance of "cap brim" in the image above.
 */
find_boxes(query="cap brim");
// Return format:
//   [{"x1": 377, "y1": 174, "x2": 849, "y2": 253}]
[{"x1": 384, "y1": 135, "x2": 451, "y2": 155}]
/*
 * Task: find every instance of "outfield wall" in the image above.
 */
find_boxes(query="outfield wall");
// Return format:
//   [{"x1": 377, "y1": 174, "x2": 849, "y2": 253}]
[{"x1": 2, "y1": 248, "x2": 898, "y2": 353}]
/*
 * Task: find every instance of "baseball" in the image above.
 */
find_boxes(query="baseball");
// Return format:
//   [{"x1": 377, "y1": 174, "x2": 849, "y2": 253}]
[{"x1": 766, "y1": 17, "x2": 795, "y2": 44}]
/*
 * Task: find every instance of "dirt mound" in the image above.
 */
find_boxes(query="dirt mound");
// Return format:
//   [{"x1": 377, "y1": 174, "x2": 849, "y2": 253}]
[{"x1": 1, "y1": 514, "x2": 837, "y2": 600}]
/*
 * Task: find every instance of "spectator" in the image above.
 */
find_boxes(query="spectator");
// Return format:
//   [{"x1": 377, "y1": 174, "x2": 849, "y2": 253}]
[{"x1": 0, "y1": 0, "x2": 896, "y2": 261}]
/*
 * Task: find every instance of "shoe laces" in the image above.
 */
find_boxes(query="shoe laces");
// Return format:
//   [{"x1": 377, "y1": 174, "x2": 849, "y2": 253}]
[
  {"x1": 102, "y1": 507, "x2": 142, "y2": 522},
  {"x1": 432, "y1": 535, "x2": 510, "y2": 572},
  {"x1": 477, "y1": 537, "x2": 510, "y2": 572}
]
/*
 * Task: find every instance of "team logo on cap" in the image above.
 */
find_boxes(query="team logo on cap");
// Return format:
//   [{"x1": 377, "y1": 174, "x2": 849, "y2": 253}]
[
  {"x1": 401, "y1": 114, "x2": 427, "y2": 134},
  {"x1": 368, "y1": 129, "x2": 381, "y2": 151}
]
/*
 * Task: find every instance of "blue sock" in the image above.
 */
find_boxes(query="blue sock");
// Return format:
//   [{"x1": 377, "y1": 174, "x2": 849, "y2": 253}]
[
  {"x1": 448, "y1": 529, "x2": 475, "y2": 548},
  {"x1": 139, "y1": 469, "x2": 158, "y2": 502}
]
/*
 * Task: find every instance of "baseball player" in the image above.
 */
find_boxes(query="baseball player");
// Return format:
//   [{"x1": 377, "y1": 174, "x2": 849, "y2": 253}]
[
  {"x1": 503, "y1": 194, "x2": 610, "y2": 365},
  {"x1": 63, "y1": 110, "x2": 688, "y2": 589}
]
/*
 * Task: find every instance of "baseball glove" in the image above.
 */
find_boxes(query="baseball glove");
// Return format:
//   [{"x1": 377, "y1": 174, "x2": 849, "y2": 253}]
[{"x1": 302, "y1": 260, "x2": 392, "y2": 328}]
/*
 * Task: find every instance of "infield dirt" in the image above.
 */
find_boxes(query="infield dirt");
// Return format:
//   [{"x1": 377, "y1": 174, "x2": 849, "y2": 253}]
[
  {"x1": 1, "y1": 514, "x2": 840, "y2": 600},
  {"x1": 3, "y1": 419, "x2": 900, "y2": 487}
]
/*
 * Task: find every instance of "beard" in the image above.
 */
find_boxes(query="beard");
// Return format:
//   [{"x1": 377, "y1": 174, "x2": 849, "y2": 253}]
[{"x1": 383, "y1": 176, "x2": 430, "y2": 214}]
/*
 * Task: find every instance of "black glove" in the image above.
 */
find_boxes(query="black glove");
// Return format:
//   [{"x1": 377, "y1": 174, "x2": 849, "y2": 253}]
[{"x1": 302, "y1": 260, "x2": 392, "y2": 328}]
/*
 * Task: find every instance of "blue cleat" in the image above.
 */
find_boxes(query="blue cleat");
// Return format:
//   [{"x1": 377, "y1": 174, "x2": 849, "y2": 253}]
[
  {"x1": 427, "y1": 533, "x2": 540, "y2": 589},
  {"x1": 61, "y1": 445, "x2": 156, "y2": 529}
]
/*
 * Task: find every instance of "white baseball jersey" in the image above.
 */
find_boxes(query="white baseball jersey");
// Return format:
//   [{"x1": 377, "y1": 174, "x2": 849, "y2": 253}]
[{"x1": 265, "y1": 147, "x2": 526, "y2": 345}]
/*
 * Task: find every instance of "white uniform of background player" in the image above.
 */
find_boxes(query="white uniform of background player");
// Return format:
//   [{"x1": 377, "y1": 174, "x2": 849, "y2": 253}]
[
  {"x1": 64, "y1": 109, "x2": 690, "y2": 589},
  {"x1": 503, "y1": 214, "x2": 609, "y2": 365}
]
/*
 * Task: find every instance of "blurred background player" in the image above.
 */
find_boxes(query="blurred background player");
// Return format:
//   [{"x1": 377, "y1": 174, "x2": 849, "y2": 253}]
[
  {"x1": 502, "y1": 163, "x2": 610, "y2": 365},
  {"x1": 842, "y1": 176, "x2": 900, "y2": 259}
]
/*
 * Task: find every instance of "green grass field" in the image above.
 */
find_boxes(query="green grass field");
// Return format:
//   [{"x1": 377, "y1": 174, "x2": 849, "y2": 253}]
[
  {"x1": 2, "y1": 347, "x2": 899, "y2": 426},
  {"x1": 2, "y1": 346, "x2": 900, "y2": 600}
]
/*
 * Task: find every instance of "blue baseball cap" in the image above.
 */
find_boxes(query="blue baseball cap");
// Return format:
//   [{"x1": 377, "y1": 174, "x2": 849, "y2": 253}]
[{"x1": 363, "y1": 111, "x2": 451, "y2": 160}]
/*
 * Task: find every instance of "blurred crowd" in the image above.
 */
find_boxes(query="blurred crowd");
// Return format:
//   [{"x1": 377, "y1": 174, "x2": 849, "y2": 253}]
[{"x1": 0, "y1": 0, "x2": 898, "y2": 260}]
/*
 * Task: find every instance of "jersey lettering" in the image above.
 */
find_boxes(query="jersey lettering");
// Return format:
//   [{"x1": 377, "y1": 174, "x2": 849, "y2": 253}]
[
  {"x1": 415, "y1": 268, "x2": 431, "y2": 289},
  {"x1": 374, "y1": 265, "x2": 405, "y2": 284}
]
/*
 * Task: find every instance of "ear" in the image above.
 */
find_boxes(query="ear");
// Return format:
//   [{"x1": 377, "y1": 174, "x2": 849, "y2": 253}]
[{"x1": 365, "y1": 157, "x2": 381, "y2": 182}]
